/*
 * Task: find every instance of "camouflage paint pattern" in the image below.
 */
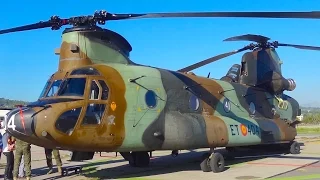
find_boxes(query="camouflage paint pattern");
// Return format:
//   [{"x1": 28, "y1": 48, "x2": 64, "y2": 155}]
[{"x1": 5, "y1": 28, "x2": 299, "y2": 153}]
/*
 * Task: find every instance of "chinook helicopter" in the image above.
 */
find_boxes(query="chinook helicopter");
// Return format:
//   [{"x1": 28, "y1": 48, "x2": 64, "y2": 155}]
[{"x1": 1, "y1": 10, "x2": 320, "y2": 173}]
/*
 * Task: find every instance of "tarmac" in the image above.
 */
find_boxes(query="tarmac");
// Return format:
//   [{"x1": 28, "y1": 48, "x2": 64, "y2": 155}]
[{"x1": 0, "y1": 134, "x2": 319, "y2": 180}]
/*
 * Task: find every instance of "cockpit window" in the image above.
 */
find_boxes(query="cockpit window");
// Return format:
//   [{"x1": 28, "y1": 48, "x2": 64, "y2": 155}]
[
  {"x1": 82, "y1": 104, "x2": 106, "y2": 125},
  {"x1": 55, "y1": 107, "x2": 82, "y2": 135},
  {"x1": 98, "y1": 80, "x2": 109, "y2": 100},
  {"x1": 45, "y1": 80, "x2": 62, "y2": 97},
  {"x1": 39, "y1": 81, "x2": 51, "y2": 98},
  {"x1": 57, "y1": 78, "x2": 87, "y2": 97},
  {"x1": 70, "y1": 67, "x2": 101, "y2": 75},
  {"x1": 89, "y1": 80, "x2": 100, "y2": 100}
]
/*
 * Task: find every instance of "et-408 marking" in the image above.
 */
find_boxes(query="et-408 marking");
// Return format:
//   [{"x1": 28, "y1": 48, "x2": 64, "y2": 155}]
[{"x1": 229, "y1": 124, "x2": 260, "y2": 136}]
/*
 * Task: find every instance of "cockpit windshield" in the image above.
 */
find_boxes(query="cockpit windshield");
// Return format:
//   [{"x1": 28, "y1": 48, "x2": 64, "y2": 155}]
[
  {"x1": 39, "y1": 79, "x2": 63, "y2": 99},
  {"x1": 39, "y1": 80, "x2": 51, "y2": 99},
  {"x1": 46, "y1": 80, "x2": 62, "y2": 97},
  {"x1": 57, "y1": 78, "x2": 87, "y2": 97}
]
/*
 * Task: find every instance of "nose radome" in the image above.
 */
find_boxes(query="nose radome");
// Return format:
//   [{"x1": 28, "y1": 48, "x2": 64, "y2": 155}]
[{"x1": 6, "y1": 107, "x2": 37, "y2": 137}]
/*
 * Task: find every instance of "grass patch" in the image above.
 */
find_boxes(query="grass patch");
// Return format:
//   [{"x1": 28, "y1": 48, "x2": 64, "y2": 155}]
[{"x1": 297, "y1": 127, "x2": 320, "y2": 134}]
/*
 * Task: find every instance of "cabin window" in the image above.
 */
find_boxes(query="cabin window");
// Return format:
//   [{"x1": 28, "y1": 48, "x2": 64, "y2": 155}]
[
  {"x1": 46, "y1": 80, "x2": 62, "y2": 97},
  {"x1": 82, "y1": 104, "x2": 106, "y2": 125},
  {"x1": 89, "y1": 80, "x2": 100, "y2": 100},
  {"x1": 249, "y1": 102, "x2": 256, "y2": 114},
  {"x1": 189, "y1": 95, "x2": 200, "y2": 111},
  {"x1": 98, "y1": 80, "x2": 109, "y2": 100},
  {"x1": 70, "y1": 67, "x2": 101, "y2": 75},
  {"x1": 145, "y1": 90, "x2": 157, "y2": 108},
  {"x1": 55, "y1": 107, "x2": 82, "y2": 135},
  {"x1": 223, "y1": 98, "x2": 231, "y2": 113},
  {"x1": 57, "y1": 78, "x2": 86, "y2": 97}
]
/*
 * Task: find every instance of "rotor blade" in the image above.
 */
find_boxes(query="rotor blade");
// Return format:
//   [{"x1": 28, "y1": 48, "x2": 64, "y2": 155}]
[
  {"x1": 224, "y1": 34, "x2": 270, "y2": 43},
  {"x1": 0, "y1": 21, "x2": 52, "y2": 35},
  {"x1": 107, "y1": 11, "x2": 320, "y2": 20},
  {"x1": 277, "y1": 43, "x2": 320, "y2": 51},
  {"x1": 0, "y1": 17, "x2": 69, "y2": 35},
  {"x1": 177, "y1": 46, "x2": 250, "y2": 72}
]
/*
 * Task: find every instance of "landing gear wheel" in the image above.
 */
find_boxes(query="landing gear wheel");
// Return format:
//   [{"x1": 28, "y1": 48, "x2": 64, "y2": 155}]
[
  {"x1": 200, "y1": 158, "x2": 211, "y2": 172},
  {"x1": 290, "y1": 141, "x2": 300, "y2": 154},
  {"x1": 200, "y1": 153, "x2": 211, "y2": 172},
  {"x1": 129, "y1": 152, "x2": 150, "y2": 167},
  {"x1": 209, "y1": 153, "x2": 225, "y2": 173}
]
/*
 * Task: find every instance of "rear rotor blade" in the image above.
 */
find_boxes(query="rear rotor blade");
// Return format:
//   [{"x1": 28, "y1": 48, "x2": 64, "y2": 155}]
[
  {"x1": 224, "y1": 34, "x2": 270, "y2": 43},
  {"x1": 108, "y1": 11, "x2": 320, "y2": 20},
  {"x1": 277, "y1": 43, "x2": 320, "y2": 51},
  {"x1": 177, "y1": 46, "x2": 250, "y2": 72}
]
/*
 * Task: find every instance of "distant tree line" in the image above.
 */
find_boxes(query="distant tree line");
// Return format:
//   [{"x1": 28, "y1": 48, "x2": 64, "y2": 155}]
[
  {"x1": 302, "y1": 113, "x2": 320, "y2": 124},
  {"x1": 0, "y1": 98, "x2": 29, "y2": 108},
  {"x1": 301, "y1": 107, "x2": 320, "y2": 124}
]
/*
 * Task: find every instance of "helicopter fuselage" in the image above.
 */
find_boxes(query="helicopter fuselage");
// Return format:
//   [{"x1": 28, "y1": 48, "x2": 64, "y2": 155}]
[{"x1": 5, "y1": 63, "x2": 300, "y2": 152}]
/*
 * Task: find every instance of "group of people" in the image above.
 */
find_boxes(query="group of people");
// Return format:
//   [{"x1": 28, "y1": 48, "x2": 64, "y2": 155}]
[{"x1": 0, "y1": 123, "x2": 62, "y2": 180}]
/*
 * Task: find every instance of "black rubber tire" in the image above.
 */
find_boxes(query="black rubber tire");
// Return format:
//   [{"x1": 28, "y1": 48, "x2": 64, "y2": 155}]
[
  {"x1": 290, "y1": 141, "x2": 300, "y2": 154},
  {"x1": 200, "y1": 158, "x2": 211, "y2": 172},
  {"x1": 209, "y1": 153, "x2": 225, "y2": 173}
]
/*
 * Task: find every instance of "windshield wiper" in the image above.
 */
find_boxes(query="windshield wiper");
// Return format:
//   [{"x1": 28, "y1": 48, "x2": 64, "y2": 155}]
[{"x1": 30, "y1": 105, "x2": 52, "y2": 118}]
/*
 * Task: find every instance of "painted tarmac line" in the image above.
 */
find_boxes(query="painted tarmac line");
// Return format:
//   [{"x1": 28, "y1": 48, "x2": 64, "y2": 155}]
[
  {"x1": 266, "y1": 160, "x2": 320, "y2": 179},
  {"x1": 268, "y1": 173, "x2": 320, "y2": 180},
  {"x1": 248, "y1": 162, "x2": 320, "y2": 167}
]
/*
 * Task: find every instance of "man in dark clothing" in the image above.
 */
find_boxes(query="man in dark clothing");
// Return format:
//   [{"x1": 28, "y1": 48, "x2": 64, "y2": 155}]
[
  {"x1": 45, "y1": 148, "x2": 62, "y2": 174},
  {"x1": 13, "y1": 138, "x2": 31, "y2": 180}
]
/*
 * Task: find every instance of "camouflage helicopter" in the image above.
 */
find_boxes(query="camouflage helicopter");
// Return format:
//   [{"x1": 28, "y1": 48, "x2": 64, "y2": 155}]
[{"x1": 1, "y1": 10, "x2": 320, "y2": 173}]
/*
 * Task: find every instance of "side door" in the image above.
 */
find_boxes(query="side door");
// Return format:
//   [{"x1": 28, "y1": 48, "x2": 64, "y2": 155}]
[{"x1": 76, "y1": 77, "x2": 110, "y2": 148}]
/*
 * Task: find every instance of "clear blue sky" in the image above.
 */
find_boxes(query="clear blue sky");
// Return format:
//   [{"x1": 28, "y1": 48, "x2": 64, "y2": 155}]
[{"x1": 0, "y1": 0, "x2": 319, "y2": 106}]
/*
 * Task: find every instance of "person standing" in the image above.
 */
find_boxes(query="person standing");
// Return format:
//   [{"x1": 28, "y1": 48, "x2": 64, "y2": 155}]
[
  {"x1": 0, "y1": 128, "x2": 3, "y2": 160},
  {"x1": 13, "y1": 138, "x2": 31, "y2": 180},
  {"x1": 2, "y1": 132, "x2": 15, "y2": 180},
  {"x1": 18, "y1": 155, "x2": 25, "y2": 178},
  {"x1": 45, "y1": 148, "x2": 62, "y2": 174}
]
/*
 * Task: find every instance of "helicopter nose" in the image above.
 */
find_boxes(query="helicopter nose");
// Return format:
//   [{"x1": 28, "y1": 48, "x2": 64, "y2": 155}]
[{"x1": 5, "y1": 107, "x2": 37, "y2": 137}]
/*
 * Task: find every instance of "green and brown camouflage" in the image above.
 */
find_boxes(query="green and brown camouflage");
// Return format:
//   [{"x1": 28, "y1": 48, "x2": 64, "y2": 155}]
[
  {"x1": 5, "y1": 27, "x2": 301, "y2": 154},
  {"x1": 2, "y1": 9, "x2": 320, "y2": 173},
  {"x1": 13, "y1": 138, "x2": 31, "y2": 179}
]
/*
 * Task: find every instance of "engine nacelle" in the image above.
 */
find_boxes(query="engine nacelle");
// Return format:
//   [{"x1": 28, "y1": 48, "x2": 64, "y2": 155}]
[
  {"x1": 259, "y1": 71, "x2": 297, "y2": 94},
  {"x1": 284, "y1": 78, "x2": 296, "y2": 91}
]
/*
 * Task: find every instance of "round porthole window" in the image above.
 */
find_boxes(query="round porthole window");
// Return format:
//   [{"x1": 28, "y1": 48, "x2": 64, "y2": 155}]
[
  {"x1": 223, "y1": 98, "x2": 231, "y2": 113},
  {"x1": 249, "y1": 102, "x2": 256, "y2": 114},
  {"x1": 189, "y1": 95, "x2": 200, "y2": 111},
  {"x1": 145, "y1": 90, "x2": 157, "y2": 108}
]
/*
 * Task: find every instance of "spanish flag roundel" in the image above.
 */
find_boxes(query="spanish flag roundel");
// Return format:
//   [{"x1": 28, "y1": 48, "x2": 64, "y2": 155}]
[{"x1": 240, "y1": 124, "x2": 247, "y2": 136}]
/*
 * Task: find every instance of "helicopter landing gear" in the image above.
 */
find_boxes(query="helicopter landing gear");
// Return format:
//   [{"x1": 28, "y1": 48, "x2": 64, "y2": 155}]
[
  {"x1": 289, "y1": 141, "x2": 300, "y2": 154},
  {"x1": 200, "y1": 152, "x2": 225, "y2": 173},
  {"x1": 121, "y1": 151, "x2": 150, "y2": 167},
  {"x1": 171, "y1": 150, "x2": 179, "y2": 157}
]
